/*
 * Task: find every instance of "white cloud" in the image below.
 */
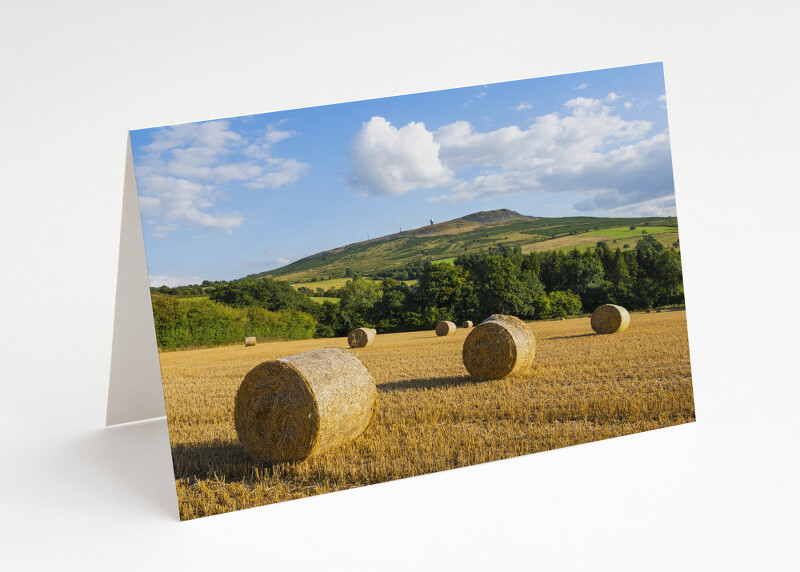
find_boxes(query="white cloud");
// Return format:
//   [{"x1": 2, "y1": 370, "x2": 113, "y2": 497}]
[
  {"x1": 574, "y1": 83, "x2": 588, "y2": 90},
  {"x1": 264, "y1": 124, "x2": 294, "y2": 145},
  {"x1": 624, "y1": 101, "x2": 633, "y2": 110},
  {"x1": 510, "y1": 102, "x2": 532, "y2": 111},
  {"x1": 151, "y1": 224, "x2": 177, "y2": 238},
  {"x1": 149, "y1": 274, "x2": 202, "y2": 288},
  {"x1": 142, "y1": 121, "x2": 242, "y2": 154},
  {"x1": 136, "y1": 120, "x2": 308, "y2": 235},
  {"x1": 246, "y1": 157, "x2": 308, "y2": 189},
  {"x1": 345, "y1": 97, "x2": 674, "y2": 214},
  {"x1": 657, "y1": 94, "x2": 667, "y2": 102},
  {"x1": 605, "y1": 92, "x2": 622, "y2": 102},
  {"x1": 346, "y1": 117, "x2": 454, "y2": 195},
  {"x1": 436, "y1": 99, "x2": 651, "y2": 172},
  {"x1": 431, "y1": 98, "x2": 671, "y2": 211}
]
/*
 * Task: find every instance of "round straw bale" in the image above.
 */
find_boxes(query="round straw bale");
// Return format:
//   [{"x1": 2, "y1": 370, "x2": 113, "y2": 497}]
[
  {"x1": 462, "y1": 314, "x2": 535, "y2": 380},
  {"x1": 462, "y1": 320, "x2": 473, "y2": 328},
  {"x1": 347, "y1": 327, "x2": 375, "y2": 348},
  {"x1": 245, "y1": 336, "x2": 256, "y2": 346},
  {"x1": 368, "y1": 328, "x2": 377, "y2": 335},
  {"x1": 590, "y1": 304, "x2": 630, "y2": 334},
  {"x1": 435, "y1": 321, "x2": 456, "y2": 336},
  {"x1": 234, "y1": 347, "x2": 377, "y2": 463}
]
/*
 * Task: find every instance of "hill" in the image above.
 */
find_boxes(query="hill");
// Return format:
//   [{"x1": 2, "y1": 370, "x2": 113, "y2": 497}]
[{"x1": 249, "y1": 209, "x2": 678, "y2": 282}]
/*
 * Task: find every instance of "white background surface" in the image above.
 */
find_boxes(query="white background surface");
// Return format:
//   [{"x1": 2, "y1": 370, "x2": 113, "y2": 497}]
[{"x1": 1, "y1": 1, "x2": 798, "y2": 569}]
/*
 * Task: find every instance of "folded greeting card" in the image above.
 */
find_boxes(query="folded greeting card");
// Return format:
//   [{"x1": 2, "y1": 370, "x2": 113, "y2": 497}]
[{"x1": 110, "y1": 62, "x2": 694, "y2": 520}]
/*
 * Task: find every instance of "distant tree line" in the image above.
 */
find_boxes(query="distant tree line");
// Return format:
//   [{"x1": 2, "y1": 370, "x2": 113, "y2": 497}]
[
  {"x1": 150, "y1": 279, "x2": 228, "y2": 297},
  {"x1": 152, "y1": 235, "x2": 683, "y2": 346},
  {"x1": 151, "y1": 296, "x2": 315, "y2": 350},
  {"x1": 312, "y1": 235, "x2": 682, "y2": 336}
]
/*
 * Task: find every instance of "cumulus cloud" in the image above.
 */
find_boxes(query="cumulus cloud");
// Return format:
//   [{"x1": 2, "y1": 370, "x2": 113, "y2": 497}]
[
  {"x1": 605, "y1": 92, "x2": 622, "y2": 102},
  {"x1": 511, "y1": 102, "x2": 532, "y2": 111},
  {"x1": 347, "y1": 97, "x2": 673, "y2": 213},
  {"x1": 346, "y1": 117, "x2": 454, "y2": 195},
  {"x1": 135, "y1": 120, "x2": 308, "y2": 235}
]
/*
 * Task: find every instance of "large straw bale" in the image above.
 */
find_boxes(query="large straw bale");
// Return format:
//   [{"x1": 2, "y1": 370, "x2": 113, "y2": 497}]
[
  {"x1": 234, "y1": 347, "x2": 377, "y2": 462},
  {"x1": 435, "y1": 321, "x2": 456, "y2": 336},
  {"x1": 348, "y1": 327, "x2": 375, "y2": 348},
  {"x1": 590, "y1": 304, "x2": 630, "y2": 334},
  {"x1": 462, "y1": 320, "x2": 474, "y2": 328},
  {"x1": 462, "y1": 314, "x2": 535, "y2": 380},
  {"x1": 368, "y1": 328, "x2": 377, "y2": 335},
  {"x1": 245, "y1": 337, "x2": 256, "y2": 347}
]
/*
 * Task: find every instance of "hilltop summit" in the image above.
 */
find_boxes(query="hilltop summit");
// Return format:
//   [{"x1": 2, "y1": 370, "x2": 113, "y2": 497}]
[{"x1": 460, "y1": 209, "x2": 535, "y2": 224}]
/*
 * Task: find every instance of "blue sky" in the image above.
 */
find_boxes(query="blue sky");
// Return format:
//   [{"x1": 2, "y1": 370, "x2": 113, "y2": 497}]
[{"x1": 130, "y1": 62, "x2": 674, "y2": 287}]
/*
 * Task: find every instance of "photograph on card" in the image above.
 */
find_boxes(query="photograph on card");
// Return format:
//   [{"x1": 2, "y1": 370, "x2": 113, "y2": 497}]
[{"x1": 130, "y1": 61, "x2": 694, "y2": 520}]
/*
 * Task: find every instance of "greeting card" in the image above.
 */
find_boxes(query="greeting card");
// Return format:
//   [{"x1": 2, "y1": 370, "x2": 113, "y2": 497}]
[{"x1": 109, "y1": 62, "x2": 694, "y2": 520}]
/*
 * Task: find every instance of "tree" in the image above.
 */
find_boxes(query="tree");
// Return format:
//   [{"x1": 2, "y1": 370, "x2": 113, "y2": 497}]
[
  {"x1": 606, "y1": 249, "x2": 632, "y2": 285},
  {"x1": 469, "y1": 255, "x2": 534, "y2": 318},
  {"x1": 367, "y1": 279, "x2": 412, "y2": 331},
  {"x1": 547, "y1": 290, "x2": 583, "y2": 318},
  {"x1": 652, "y1": 249, "x2": 684, "y2": 306},
  {"x1": 337, "y1": 277, "x2": 381, "y2": 329},
  {"x1": 416, "y1": 263, "x2": 469, "y2": 312},
  {"x1": 560, "y1": 250, "x2": 605, "y2": 301},
  {"x1": 209, "y1": 278, "x2": 320, "y2": 318}
]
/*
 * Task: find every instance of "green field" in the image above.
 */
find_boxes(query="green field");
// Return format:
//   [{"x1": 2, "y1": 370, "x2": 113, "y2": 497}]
[
  {"x1": 582, "y1": 225, "x2": 678, "y2": 238},
  {"x1": 431, "y1": 257, "x2": 456, "y2": 265},
  {"x1": 290, "y1": 277, "x2": 381, "y2": 290},
  {"x1": 309, "y1": 296, "x2": 340, "y2": 304}
]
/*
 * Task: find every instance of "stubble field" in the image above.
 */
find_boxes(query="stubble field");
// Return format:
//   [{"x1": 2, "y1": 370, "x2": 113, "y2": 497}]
[{"x1": 160, "y1": 310, "x2": 694, "y2": 520}]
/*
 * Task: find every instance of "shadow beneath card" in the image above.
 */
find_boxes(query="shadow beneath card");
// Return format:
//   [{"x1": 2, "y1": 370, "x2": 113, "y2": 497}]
[{"x1": 66, "y1": 419, "x2": 178, "y2": 519}]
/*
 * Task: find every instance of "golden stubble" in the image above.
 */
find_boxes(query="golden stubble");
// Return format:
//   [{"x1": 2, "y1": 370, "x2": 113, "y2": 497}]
[{"x1": 161, "y1": 310, "x2": 695, "y2": 520}]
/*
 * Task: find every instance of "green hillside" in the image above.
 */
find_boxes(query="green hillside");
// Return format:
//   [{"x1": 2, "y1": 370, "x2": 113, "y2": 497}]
[{"x1": 249, "y1": 209, "x2": 678, "y2": 282}]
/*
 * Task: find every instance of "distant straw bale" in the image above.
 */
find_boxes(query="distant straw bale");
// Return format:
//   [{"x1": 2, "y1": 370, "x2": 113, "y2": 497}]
[
  {"x1": 462, "y1": 314, "x2": 535, "y2": 380},
  {"x1": 435, "y1": 321, "x2": 456, "y2": 336},
  {"x1": 462, "y1": 320, "x2": 473, "y2": 328},
  {"x1": 234, "y1": 347, "x2": 377, "y2": 463},
  {"x1": 348, "y1": 327, "x2": 375, "y2": 348},
  {"x1": 590, "y1": 304, "x2": 630, "y2": 334},
  {"x1": 245, "y1": 337, "x2": 256, "y2": 347}
]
